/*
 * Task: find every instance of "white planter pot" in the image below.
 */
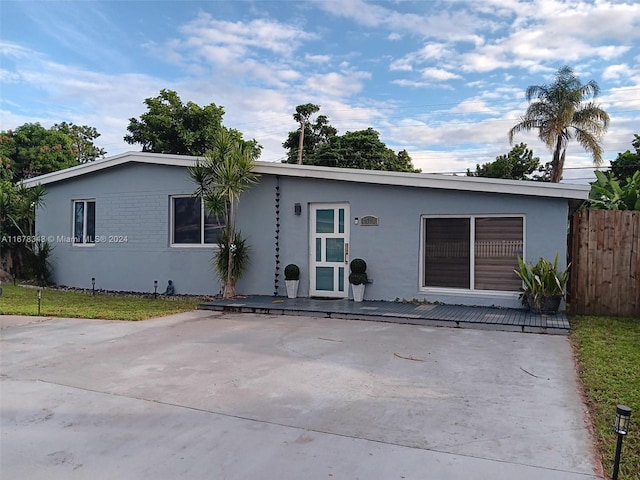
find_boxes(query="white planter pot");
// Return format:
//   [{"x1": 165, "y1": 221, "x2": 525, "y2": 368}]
[
  {"x1": 285, "y1": 280, "x2": 299, "y2": 299},
  {"x1": 351, "y1": 283, "x2": 365, "y2": 302}
]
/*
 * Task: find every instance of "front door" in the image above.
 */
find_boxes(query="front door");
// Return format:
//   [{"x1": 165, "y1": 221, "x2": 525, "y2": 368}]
[{"x1": 309, "y1": 203, "x2": 350, "y2": 298}]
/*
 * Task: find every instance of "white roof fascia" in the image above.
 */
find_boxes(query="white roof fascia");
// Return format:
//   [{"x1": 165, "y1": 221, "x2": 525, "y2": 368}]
[{"x1": 21, "y1": 151, "x2": 590, "y2": 200}]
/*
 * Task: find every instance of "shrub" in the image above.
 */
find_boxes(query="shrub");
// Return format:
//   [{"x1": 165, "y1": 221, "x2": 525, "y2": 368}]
[
  {"x1": 284, "y1": 264, "x2": 300, "y2": 281},
  {"x1": 349, "y1": 258, "x2": 368, "y2": 285},
  {"x1": 214, "y1": 230, "x2": 250, "y2": 286},
  {"x1": 349, "y1": 258, "x2": 367, "y2": 274}
]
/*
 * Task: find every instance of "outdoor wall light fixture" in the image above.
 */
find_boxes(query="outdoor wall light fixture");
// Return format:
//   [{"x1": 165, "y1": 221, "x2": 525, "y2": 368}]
[
  {"x1": 612, "y1": 405, "x2": 632, "y2": 480},
  {"x1": 294, "y1": 203, "x2": 301, "y2": 215},
  {"x1": 91, "y1": 277, "x2": 95, "y2": 295},
  {"x1": 37, "y1": 287, "x2": 42, "y2": 316},
  {"x1": 154, "y1": 280, "x2": 158, "y2": 299}
]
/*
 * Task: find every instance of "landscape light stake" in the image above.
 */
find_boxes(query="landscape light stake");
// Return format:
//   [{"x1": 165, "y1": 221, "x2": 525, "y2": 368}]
[
  {"x1": 91, "y1": 277, "x2": 95, "y2": 295},
  {"x1": 37, "y1": 287, "x2": 42, "y2": 316},
  {"x1": 154, "y1": 280, "x2": 158, "y2": 299},
  {"x1": 612, "y1": 405, "x2": 632, "y2": 480}
]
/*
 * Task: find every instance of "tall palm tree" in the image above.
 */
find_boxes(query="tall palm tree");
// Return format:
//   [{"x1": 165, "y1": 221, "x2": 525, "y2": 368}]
[
  {"x1": 189, "y1": 129, "x2": 260, "y2": 298},
  {"x1": 509, "y1": 66, "x2": 610, "y2": 182}
]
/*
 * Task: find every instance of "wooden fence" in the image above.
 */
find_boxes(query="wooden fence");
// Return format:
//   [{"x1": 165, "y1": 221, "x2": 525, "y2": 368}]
[{"x1": 569, "y1": 209, "x2": 640, "y2": 316}]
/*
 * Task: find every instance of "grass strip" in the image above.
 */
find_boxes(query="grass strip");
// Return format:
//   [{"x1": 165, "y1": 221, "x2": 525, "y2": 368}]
[
  {"x1": 571, "y1": 315, "x2": 640, "y2": 480},
  {"x1": 0, "y1": 284, "x2": 202, "y2": 321}
]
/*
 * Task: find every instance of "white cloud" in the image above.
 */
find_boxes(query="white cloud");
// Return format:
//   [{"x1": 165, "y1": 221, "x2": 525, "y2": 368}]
[
  {"x1": 602, "y1": 64, "x2": 629, "y2": 81},
  {"x1": 304, "y1": 71, "x2": 371, "y2": 98},
  {"x1": 450, "y1": 99, "x2": 497, "y2": 115},
  {"x1": 421, "y1": 68, "x2": 461, "y2": 81},
  {"x1": 305, "y1": 54, "x2": 331, "y2": 63},
  {"x1": 180, "y1": 13, "x2": 317, "y2": 57}
]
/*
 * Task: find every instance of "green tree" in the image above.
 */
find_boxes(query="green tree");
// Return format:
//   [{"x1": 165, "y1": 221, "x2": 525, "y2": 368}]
[
  {"x1": 188, "y1": 129, "x2": 261, "y2": 298},
  {"x1": 1, "y1": 123, "x2": 79, "y2": 181},
  {"x1": 508, "y1": 66, "x2": 610, "y2": 183},
  {"x1": 125, "y1": 89, "x2": 258, "y2": 157},
  {"x1": 0, "y1": 180, "x2": 47, "y2": 279},
  {"x1": 283, "y1": 104, "x2": 338, "y2": 164},
  {"x1": 609, "y1": 134, "x2": 640, "y2": 183},
  {"x1": 308, "y1": 128, "x2": 420, "y2": 172},
  {"x1": 467, "y1": 143, "x2": 550, "y2": 181},
  {"x1": 52, "y1": 122, "x2": 106, "y2": 163}
]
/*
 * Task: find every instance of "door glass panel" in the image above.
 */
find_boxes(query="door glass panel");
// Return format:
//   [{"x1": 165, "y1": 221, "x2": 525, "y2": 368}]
[
  {"x1": 338, "y1": 267, "x2": 344, "y2": 292},
  {"x1": 316, "y1": 209, "x2": 334, "y2": 233},
  {"x1": 326, "y1": 238, "x2": 344, "y2": 262},
  {"x1": 316, "y1": 267, "x2": 334, "y2": 291},
  {"x1": 338, "y1": 209, "x2": 344, "y2": 234},
  {"x1": 316, "y1": 238, "x2": 322, "y2": 262}
]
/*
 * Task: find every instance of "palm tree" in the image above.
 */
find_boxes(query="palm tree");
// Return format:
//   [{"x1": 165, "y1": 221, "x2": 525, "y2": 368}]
[
  {"x1": 509, "y1": 66, "x2": 610, "y2": 183},
  {"x1": 189, "y1": 129, "x2": 260, "y2": 298}
]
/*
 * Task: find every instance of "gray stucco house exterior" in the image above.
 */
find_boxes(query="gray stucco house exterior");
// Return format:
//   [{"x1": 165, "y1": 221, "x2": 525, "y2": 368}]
[{"x1": 24, "y1": 152, "x2": 589, "y2": 308}]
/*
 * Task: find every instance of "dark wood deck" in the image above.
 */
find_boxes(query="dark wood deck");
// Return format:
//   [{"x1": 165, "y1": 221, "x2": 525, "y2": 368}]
[{"x1": 199, "y1": 296, "x2": 570, "y2": 335}]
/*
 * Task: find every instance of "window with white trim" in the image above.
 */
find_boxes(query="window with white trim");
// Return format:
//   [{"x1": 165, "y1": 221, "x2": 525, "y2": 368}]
[
  {"x1": 171, "y1": 196, "x2": 224, "y2": 245},
  {"x1": 73, "y1": 200, "x2": 96, "y2": 245},
  {"x1": 422, "y1": 216, "x2": 523, "y2": 292}
]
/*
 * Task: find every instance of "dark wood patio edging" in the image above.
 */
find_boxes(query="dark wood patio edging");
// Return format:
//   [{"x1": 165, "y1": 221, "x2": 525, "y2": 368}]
[{"x1": 198, "y1": 296, "x2": 570, "y2": 335}]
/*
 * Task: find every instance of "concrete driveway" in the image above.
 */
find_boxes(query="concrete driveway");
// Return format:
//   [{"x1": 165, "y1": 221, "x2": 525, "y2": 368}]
[{"x1": 1, "y1": 311, "x2": 600, "y2": 479}]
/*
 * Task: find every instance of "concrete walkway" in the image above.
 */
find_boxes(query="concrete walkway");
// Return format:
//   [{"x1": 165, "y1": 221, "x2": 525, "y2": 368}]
[{"x1": 0, "y1": 311, "x2": 600, "y2": 479}]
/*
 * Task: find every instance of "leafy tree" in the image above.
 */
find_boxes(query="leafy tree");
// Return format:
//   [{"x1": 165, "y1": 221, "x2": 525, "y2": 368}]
[
  {"x1": 391, "y1": 149, "x2": 420, "y2": 173},
  {"x1": 52, "y1": 122, "x2": 106, "y2": 163},
  {"x1": 188, "y1": 129, "x2": 261, "y2": 298},
  {"x1": 125, "y1": 89, "x2": 258, "y2": 157},
  {"x1": 1, "y1": 123, "x2": 78, "y2": 181},
  {"x1": 312, "y1": 128, "x2": 420, "y2": 172},
  {"x1": 467, "y1": 143, "x2": 551, "y2": 181},
  {"x1": 609, "y1": 134, "x2": 640, "y2": 183},
  {"x1": 283, "y1": 105, "x2": 337, "y2": 164},
  {"x1": 588, "y1": 170, "x2": 640, "y2": 210},
  {"x1": 509, "y1": 66, "x2": 610, "y2": 183},
  {"x1": 0, "y1": 180, "x2": 47, "y2": 280},
  {"x1": 287, "y1": 126, "x2": 419, "y2": 172}
]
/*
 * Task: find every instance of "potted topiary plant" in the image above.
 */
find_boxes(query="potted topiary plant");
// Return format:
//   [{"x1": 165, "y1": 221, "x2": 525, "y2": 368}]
[
  {"x1": 514, "y1": 254, "x2": 569, "y2": 314},
  {"x1": 284, "y1": 263, "x2": 300, "y2": 299},
  {"x1": 349, "y1": 258, "x2": 369, "y2": 302}
]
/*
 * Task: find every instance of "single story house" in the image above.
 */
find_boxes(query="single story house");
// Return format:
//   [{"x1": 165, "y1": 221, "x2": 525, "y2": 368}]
[{"x1": 24, "y1": 152, "x2": 589, "y2": 308}]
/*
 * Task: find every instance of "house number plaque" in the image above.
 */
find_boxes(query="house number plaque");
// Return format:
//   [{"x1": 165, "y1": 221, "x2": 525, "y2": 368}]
[{"x1": 360, "y1": 215, "x2": 379, "y2": 226}]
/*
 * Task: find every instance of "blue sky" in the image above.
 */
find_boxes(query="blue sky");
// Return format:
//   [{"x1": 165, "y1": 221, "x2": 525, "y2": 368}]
[{"x1": 1, "y1": 0, "x2": 639, "y2": 183}]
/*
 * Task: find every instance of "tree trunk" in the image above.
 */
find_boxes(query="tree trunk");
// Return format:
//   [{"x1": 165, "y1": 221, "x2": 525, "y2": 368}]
[
  {"x1": 297, "y1": 119, "x2": 306, "y2": 165},
  {"x1": 550, "y1": 136, "x2": 564, "y2": 183},
  {"x1": 224, "y1": 201, "x2": 237, "y2": 299}
]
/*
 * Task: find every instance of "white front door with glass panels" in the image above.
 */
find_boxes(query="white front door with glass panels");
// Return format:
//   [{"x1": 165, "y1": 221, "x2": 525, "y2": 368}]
[{"x1": 309, "y1": 203, "x2": 350, "y2": 298}]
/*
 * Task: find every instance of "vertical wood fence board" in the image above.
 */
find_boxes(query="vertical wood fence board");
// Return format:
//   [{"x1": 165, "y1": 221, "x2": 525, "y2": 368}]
[
  {"x1": 570, "y1": 209, "x2": 640, "y2": 317},
  {"x1": 613, "y1": 212, "x2": 626, "y2": 315}
]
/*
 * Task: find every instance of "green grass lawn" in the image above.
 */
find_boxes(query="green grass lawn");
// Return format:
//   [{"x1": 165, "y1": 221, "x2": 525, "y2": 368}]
[
  {"x1": 0, "y1": 284, "x2": 202, "y2": 320},
  {"x1": 571, "y1": 315, "x2": 640, "y2": 480}
]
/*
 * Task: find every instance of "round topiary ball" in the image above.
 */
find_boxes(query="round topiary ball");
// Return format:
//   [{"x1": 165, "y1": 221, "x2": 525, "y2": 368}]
[
  {"x1": 349, "y1": 272, "x2": 368, "y2": 285},
  {"x1": 350, "y1": 258, "x2": 367, "y2": 274},
  {"x1": 284, "y1": 263, "x2": 300, "y2": 281}
]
